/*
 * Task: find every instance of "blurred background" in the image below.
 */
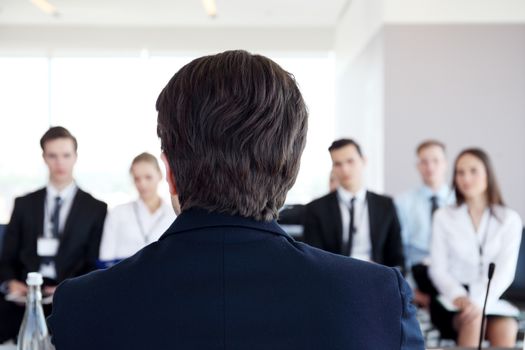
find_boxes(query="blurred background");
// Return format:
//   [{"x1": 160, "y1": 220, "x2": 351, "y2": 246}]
[{"x1": 1, "y1": 0, "x2": 524, "y2": 222}]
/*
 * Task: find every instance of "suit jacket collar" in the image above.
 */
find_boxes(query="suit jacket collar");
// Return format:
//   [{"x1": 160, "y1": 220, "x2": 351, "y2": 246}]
[
  {"x1": 334, "y1": 190, "x2": 379, "y2": 258},
  {"x1": 327, "y1": 192, "x2": 344, "y2": 251},
  {"x1": 366, "y1": 191, "x2": 383, "y2": 262},
  {"x1": 60, "y1": 189, "x2": 87, "y2": 244},
  {"x1": 36, "y1": 186, "x2": 85, "y2": 239},
  {"x1": 31, "y1": 187, "x2": 87, "y2": 274},
  {"x1": 33, "y1": 188, "x2": 46, "y2": 239},
  {"x1": 160, "y1": 208, "x2": 291, "y2": 241}
]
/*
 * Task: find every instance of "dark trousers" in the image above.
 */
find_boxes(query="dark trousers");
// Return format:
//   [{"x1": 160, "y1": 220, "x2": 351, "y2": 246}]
[
  {"x1": 411, "y1": 263, "x2": 438, "y2": 296},
  {"x1": 0, "y1": 295, "x2": 53, "y2": 343},
  {"x1": 0, "y1": 297, "x2": 25, "y2": 343},
  {"x1": 412, "y1": 263, "x2": 461, "y2": 340}
]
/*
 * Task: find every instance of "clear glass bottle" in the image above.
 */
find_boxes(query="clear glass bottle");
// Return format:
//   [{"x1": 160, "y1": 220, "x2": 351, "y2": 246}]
[{"x1": 17, "y1": 272, "x2": 54, "y2": 350}]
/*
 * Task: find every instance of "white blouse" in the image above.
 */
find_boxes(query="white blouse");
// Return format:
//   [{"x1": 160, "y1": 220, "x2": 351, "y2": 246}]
[
  {"x1": 99, "y1": 199, "x2": 176, "y2": 261},
  {"x1": 429, "y1": 204, "x2": 522, "y2": 313}
]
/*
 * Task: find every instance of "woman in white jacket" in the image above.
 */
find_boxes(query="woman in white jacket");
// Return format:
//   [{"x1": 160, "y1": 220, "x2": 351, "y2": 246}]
[
  {"x1": 99, "y1": 152, "x2": 176, "y2": 265},
  {"x1": 429, "y1": 148, "x2": 522, "y2": 347}
]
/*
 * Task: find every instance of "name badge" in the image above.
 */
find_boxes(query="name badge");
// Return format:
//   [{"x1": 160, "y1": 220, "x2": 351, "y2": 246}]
[{"x1": 37, "y1": 238, "x2": 60, "y2": 257}]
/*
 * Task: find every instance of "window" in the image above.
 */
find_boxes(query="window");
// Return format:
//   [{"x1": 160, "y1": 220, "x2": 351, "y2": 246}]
[
  {"x1": 0, "y1": 58, "x2": 50, "y2": 223},
  {"x1": 0, "y1": 53, "x2": 334, "y2": 223}
]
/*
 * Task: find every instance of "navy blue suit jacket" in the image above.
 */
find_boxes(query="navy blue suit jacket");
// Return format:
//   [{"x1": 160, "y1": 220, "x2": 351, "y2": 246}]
[{"x1": 48, "y1": 208, "x2": 424, "y2": 349}]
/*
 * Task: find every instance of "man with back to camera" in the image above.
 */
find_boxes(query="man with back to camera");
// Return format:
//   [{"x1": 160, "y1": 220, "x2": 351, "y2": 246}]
[
  {"x1": 48, "y1": 50, "x2": 424, "y2": 349},
  {"x1": 0, "y1": 126, "x2": 107, "y2": 343},
  {"x1": 395, "y1": 140, "x2": 453, "y2": 307},
  {"x1": 304, "y1": 139, "x2": 405, "y2": 271}
]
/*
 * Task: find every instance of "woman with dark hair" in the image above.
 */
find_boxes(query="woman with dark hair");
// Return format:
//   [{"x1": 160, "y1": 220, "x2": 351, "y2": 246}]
[{"x1": 429, "y1": 148, "x2": 522, "y2": 347}]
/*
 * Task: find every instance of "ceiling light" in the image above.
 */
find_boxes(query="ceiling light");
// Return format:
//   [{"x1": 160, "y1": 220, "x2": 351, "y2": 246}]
[
  {"x1": 202, "y1": 0, "x2": 217, "y2": 18},
  {"x1": 30, "y1": 0, "x2": 59, "y2": 16}
]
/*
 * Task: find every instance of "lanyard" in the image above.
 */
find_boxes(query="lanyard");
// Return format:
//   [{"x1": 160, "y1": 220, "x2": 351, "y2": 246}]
[
  {"x1": 133, "y1": 201, "x2": 166, "y2": 244},
  {"x1": 472, "y1": 212, "x2": 492, "y2": 279}
]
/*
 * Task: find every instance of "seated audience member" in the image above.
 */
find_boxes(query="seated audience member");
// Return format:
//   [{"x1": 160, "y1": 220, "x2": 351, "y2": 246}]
[
  {"x1": 0, "y1": 127, "x2": 106, "y2": 343},
  {"x1": 48, "y1": 50, "x2": 424, "y2": 349},
  {"x1": 304, "y1": 139, "x2": 404, "y2": 270},
  {"x1": 276, "y1": 171, "x2": 338, "y2": 241},
  {"x1": 395, "y1": 140, "x2": 453, "y2": 306},
  {"x1": 98, "y1": 152, "x2": 175, "y2": 266},
  {"x1": 429, "y1": 148, "x2": 522, "y2": 347}
]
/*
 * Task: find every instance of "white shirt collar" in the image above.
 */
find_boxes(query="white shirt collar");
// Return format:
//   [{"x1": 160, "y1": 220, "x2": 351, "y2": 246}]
[
  {"x1": 337, "y1": 186, "x2": 367, "y2": 204},
  {"x1": 137, "y1": 198, "x2": 169, "y2": 217},
  {"x1": 46, "y1": 181, "x2": 77, "y2": 201},
  {"x1": 458, "y1": 202, "x2": 491, "y2": 215}
]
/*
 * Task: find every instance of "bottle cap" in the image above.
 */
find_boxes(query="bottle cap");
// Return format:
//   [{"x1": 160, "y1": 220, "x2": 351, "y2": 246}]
[{"x1": 26, "y1": 272, "x2": 44, "y2": 286}]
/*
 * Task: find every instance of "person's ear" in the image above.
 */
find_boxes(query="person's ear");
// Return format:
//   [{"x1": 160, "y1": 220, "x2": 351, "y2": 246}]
[{"x1": 161, "y1": 152, "x2": 178, "y2": 196}]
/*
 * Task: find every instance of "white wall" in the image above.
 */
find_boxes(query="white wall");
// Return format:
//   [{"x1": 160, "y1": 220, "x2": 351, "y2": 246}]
[
  {"x1": 334, "y1": 0, "x2": 386, "y2": 192},
  {"x1": 334, "y1": 0, "x2": 384, "y2": 76},
  {"x1": 334, "y1": 1, "x2": 525, "y2": 219},
  {"x1": 384, "y1": 0, "x2": 525, "y2": 23},
  {"x1": 0, "y1": 26, "x2": 334, "y2": 55},
  {"x1": 384, "y1": 24, "x2": 525, "y2": 219},
  {"x1": 335, "y1": 32, "x2": 385, "y2": 192}
]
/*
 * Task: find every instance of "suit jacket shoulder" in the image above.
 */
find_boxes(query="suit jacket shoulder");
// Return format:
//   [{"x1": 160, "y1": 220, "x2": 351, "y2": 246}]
[
  {"x1": 48, "y1": 210, "x2": 424, "y2": 350},
  {"x1": 13, "y1": 187, "x2": 46, "y2": 205},
  {"x1": 306, "y1": 191, "x2": 338, "y2": 210},
  {"x1": 75, "y1": 188, "x2": 107, "y2": 210},
  {"x1": 13, "y1": 187, "x2": 106, "y2": 210},
  {"x1": 367, "y1": 190, "x2": 395, "y2": 207},
  {"x1": 50, "y1": 241, "x2": 424, "y2": 349}
]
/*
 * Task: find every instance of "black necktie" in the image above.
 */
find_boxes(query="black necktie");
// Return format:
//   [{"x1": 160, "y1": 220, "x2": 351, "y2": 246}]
[
  {"x1": 430, "y1": 195, "x2": 438, "y2": 220},
  {"x1": 344, "y1": 197, "x2": 356, "y2": 256},
  {"x1": 51, "y1": 196, "x2": 62, "y2": 238}
]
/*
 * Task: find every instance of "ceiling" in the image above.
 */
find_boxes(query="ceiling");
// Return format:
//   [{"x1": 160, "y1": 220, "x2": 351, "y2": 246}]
[{"x1": 0, "y1": 0, "x2": 350, "y2": 27}]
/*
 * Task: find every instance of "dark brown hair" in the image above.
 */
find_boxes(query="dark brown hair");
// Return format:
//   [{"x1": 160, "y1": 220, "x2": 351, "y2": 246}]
[
  {"x1": 453, "y1": 148, "x2": 504, "y2": 207},
  {"x1": 328, "y1": 138, "x2": 363, "y2": 157},
  {"x1": 156, "y1": 50, "x2": 308, "y2": 221},
  {"x1": 416, "y1": 139, "x2": 446, "y2": 155},
  {"x1": 130, "y1": 152, "x2": 161, "y2": 173},
  {"x1": 40, "y1": 126, "x2": 78, "y2": 152}
]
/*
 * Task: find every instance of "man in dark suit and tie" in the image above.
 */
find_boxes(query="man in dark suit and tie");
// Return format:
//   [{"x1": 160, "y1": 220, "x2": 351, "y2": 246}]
[
  {"x1": 304, "y1": 139, "x2": 405, "y2": 270},
  {"x1": 0, "y1": 126, "x2": 107, "y2": 343},
  {"x1": 48, "y1": 50, "x2": 423, "y2": 349}
]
